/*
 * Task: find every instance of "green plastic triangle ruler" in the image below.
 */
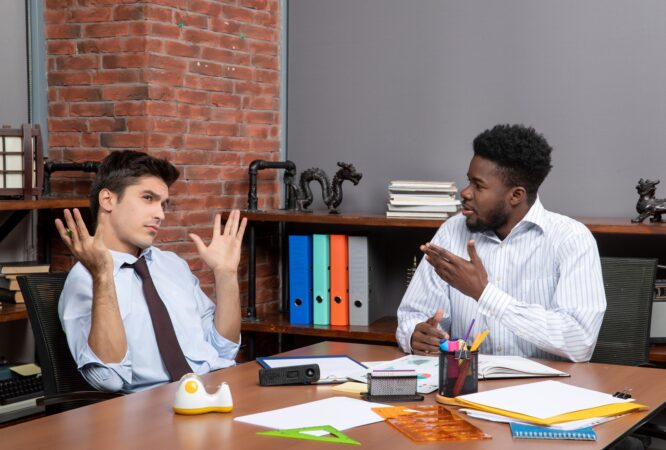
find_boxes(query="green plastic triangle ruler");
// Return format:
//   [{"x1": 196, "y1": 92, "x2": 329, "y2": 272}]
[{"x1": 257, "y1": 425, "x2": 361, "y2": 445}]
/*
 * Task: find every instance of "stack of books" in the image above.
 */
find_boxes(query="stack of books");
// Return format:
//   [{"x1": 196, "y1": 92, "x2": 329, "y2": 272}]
[
  {"x1": 0, "y1": 262, "x2": 50, "y2": 303},
  {"x1": 387, "y1": 180, "x2": 460, "y2": 219}
]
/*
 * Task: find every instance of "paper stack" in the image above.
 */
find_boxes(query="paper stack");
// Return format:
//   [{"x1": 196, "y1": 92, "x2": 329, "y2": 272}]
[
  {"x1": 386, "y1": 180, "x2": 460, "y2": 219},
  {"x1": 0, "y1": 262, "x2": 50, "y2": 303}
]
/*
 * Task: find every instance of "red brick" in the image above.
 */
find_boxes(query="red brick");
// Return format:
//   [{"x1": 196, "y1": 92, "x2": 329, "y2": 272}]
[
  {"x1": 59, "y1": 87, "x2": 102, "y2": 101},
  {"x1": 154, "y1": 227, "x2": 187, "y2": 244},
  {"x1": 126, "y1": 117, "x2": 154, "y2": 132},
  {"x1": 70, "y1": 103, "x2": 115, "y2": 117},
  {"x1": 69, "y1": 7, "x2": 113, "y2": 22},
  {"x1": 183, "y1": 75, "x2": 233, "y2": 92},
  {"x1": 219, "y1": 35, "x2": 248, "y2": 52},
  {"x1": 101, "y1": 85, "x2": 149, "y2": 101},
  {"x1": 255, "y1": 68, "x2": 278, "y2": 83},
  {"x1": 49, "y1": 103, "x2": 68, "y2": 117},
  {"x1": 148, "y1": 86, "x2": 175, "y2": 101},
  {"x1": 244, "y1": 96, "x2": 277, "y2": 110},
  {"x1": 93, "y1": 69, "x2": 141, "y2": 84},
  {"x1": 208, "y1": 152, "x2": 242, "y2": 165},
  {"x1": 145, "y1": 102, "x2": 178, "y2": 117},
  {"x1": 252, "y1": 54, "x2": 278, "y2": 70},
  {"x1": 114, "y1": 102, "x2": 145, "y2": 116},
  {"x1": 222, "y1": 65, "x2": 253, "y2": 80},
  {"x1": 47, "y1": 41, "x2": 77, "y2": 55},
  {"x1": 182, "y1": 136, "x2": 216, "y2": 151},
  {"x1": 177, "y1": 104, "x2": 211, "y2": 121},
  {"x1": 175, "y1": 89, "x2": 208, "y2": 105},
  {"x1": 249, "y1": 139, "x2": 278, "y2": 151},
  {"x1": 174, "y1": 11, "x2": 208, "y2": 29},
  {"x1": 210, "y1": 18, "x2": 241, "y2": 34},
  {"x1": 240, "y1": 0, "x2": 269, "y2": 10},
  {"x1": 114, "y1": 5, "x2": 144, "y2": 21},
  {"x1": 188, "y1": 60, "x2": 223, "y2": 77},
  {"x1": 201, "y1": 47, "x2": 250, "y2": 66},
  {"x1": 149, "y1": 22, "x2": 182, "y2": 39},
  {"x1": 88, "y1": 118, "x2": 126, "y2": 132},
  {"x1": 211, "y1": 93, "x2": 241, "y2": 108},
  {"x1": 186, "y1": 182, "x2": 223, "y2": 196},
  {"x1": 81, "y1": 133, "x2": 100, "y2": 147},
  {"x1": 100, "y1": 133, "x2": 145, "y2": 148},
  {"x1": 84, "y1": 22, "x2": 130, "y2": 38},
  {"x1": 150, "y1": 0, "x2": 183, "y2": 8},
  {"x1": 102, "y1": 54, "x2": 148, "y2": 69},
  {"x1": 189, "y1": 0, "x2": 223, "y2": 16},
  {"x1": 56, "y1": 55, "x2": 99, "y2": 70},
  {"x1": 49, "y1": 133, "x2": 81, "y2": 147},
  {"x1": 243, "y1": 124, "x2": 271, "y2": 139},
  {"x1": 78, "y1": 39, "x2": 123, "y2": 53},
  {"x1": 165, "y1": 41, "x2": 200, "y2": 58},
  {"x1": 143, "y1": 69, "x2": 184, "y2": 87},
  {"x1": 49, "y1": 119, "x2": 88, "y2": 132},
  {"x1": 222, "y1": 5, "x2": 255, "y2": 22},
  {"x1": 45, "y1": 9, "x2": 67, "y2": 24},
  {"x1": 48, "y1": 71, "x2": 93, "y2": 86},
  {"x1": 183, "y1": 29, "x2": 219, "y2": 47},
  {"x1": 174, "y1": 149, "x2": 210, "y2": 163},
  {"x1": 248, "y1": 40, "x2": 278, "y2": 55},
  {"x1": 144, "y1": 4, "x2": 173, "y2": 22},
  {"x1": 45, "y1": 0, "x2": 76, "y2": 8},
  {"x1": 154, "y1": 118, "x2": 186, "y2": 133},
  {"x1": 207, "y1": 123, "x2": 238, "y2": 137},
  {"x1": 239, "y1": 24, "x2": 276, "y2": 41},
  {"x1": 211, "y1": 110, "x2": 243, "y2": 123},
  {"x1": 253, "y1": 11, "x2": 278, "y2": 28},
  {"x1": 46, "y1": 24, "x2": 81, "y2": 39},
  {"x1": 243, "y1": 111, "x2": 274, "y2": 124},
  {"x1": 150, "y1": 54, "x2": 188, "y2": 71},
  {"x1": 234, "y1": 81, "x2": 278, "y2": 96},
  {"x1": 147, "y1": 133, "x2": 183, "y2": 148},
  {"x1": 123, "y1": 37, "x2": 149, "y2": 52}
]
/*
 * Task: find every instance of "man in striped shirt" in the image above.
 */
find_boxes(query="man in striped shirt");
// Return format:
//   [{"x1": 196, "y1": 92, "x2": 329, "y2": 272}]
[{"x1": 397, "y1": 124, "x2": 606, "y2": 362}]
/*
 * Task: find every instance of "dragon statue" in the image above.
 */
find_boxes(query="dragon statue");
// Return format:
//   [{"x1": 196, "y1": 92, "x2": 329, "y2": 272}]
[{"x1": 287, "y1": 162, "x2": 363, "y2": 213}]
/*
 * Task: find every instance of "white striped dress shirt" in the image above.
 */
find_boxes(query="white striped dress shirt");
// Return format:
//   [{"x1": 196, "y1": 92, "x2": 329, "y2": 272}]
[{"x1": 396, "y1": 198, "x2": 606, "y2": 362}]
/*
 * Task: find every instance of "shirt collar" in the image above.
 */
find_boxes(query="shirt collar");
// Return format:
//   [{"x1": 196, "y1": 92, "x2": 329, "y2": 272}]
[
  {"x1": 517, "y1": 196, "x2": 547, "y2": 233},
  {"x1": 111, "y1": 247, "x2": 155, "y2": 275}
]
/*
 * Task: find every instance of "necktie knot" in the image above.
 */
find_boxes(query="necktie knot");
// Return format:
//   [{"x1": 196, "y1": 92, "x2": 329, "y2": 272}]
[{"x1": 122, "y1": 256, "x2": 150, "y2": 280}]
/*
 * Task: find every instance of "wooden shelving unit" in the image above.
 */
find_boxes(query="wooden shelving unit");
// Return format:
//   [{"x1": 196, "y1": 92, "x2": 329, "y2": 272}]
[
  {"x1": 234, "y1": 209, "x2": 666, "y2": 362},
  {"x1": 0, "y1": 197, "x2": 88, "y2": 212}
]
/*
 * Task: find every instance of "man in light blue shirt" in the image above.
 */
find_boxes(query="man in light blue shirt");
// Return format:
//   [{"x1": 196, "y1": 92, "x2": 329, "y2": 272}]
[{"x1": 55, "y1": 150, "x2": 247, "y2": 393}]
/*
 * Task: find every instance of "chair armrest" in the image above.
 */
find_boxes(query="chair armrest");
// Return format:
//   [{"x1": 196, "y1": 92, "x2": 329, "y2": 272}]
[{"x1": 37, "y1": 391, "x2": 121, "y2": 408}]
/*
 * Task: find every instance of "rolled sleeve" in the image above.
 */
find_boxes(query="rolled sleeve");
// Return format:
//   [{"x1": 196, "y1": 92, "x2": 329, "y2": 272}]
[
  {"x1": 208, "y1": 328, "x2": 240, "y2": 363},
  {"x1": 78, "y1": 346, "x2": 132, "y2": 393}
]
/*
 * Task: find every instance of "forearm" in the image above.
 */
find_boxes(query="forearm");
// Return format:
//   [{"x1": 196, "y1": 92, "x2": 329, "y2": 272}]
[
  {"x1": 213, "y1": 270, "x2": 241, "y2": 343},
  {"x1": 88, "y1": 271, "x2": 128, "y2": 363}
]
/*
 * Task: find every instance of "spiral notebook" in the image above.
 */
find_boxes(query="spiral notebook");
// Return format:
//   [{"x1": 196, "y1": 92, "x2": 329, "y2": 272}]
[{"x1": 510, "y1": 423, "x2": 597, "y2": 441}]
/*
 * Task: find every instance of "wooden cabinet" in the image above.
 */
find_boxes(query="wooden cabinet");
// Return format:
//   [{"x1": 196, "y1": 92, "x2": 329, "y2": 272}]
[{"x1": 231, "y1": 210, "x2": 666, "y2": 362}]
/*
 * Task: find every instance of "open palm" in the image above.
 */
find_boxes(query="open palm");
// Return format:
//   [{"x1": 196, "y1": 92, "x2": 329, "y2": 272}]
[{"x1": 190, "y1": 210, "x2": 247, "y2": 275}]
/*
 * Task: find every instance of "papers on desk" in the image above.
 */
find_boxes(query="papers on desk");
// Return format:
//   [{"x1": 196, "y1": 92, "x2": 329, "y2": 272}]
[
  {"x1": 256, "y1": 355, "x2": 367, "y2": 383},
  {"x1": 234, "y1": 396, "x2": 388, "y2": 431},
  {"x1": 456, "y1": 380, "x2": 647, "y2": 425},
  {"x1": 478, "y1": 355, "x2": 568, "y2": 379}
]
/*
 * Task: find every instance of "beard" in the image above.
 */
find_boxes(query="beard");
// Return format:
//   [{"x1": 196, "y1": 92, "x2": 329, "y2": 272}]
[{"x1": 465, "y1": 203, "x2": 510, "y2": 234}]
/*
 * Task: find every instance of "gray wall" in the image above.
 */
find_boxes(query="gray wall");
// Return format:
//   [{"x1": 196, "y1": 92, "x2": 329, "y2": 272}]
[
  {"x1": 287, "y1": 0, "x2": 666, "y2": 217},
  {"x1": 0, "y1": 0, "x2": 29, "y2": 125}
]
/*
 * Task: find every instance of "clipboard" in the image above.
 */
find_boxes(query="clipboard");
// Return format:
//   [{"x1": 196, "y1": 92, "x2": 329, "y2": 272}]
[{"x1": 256, "y1": 355, "x2": 367, "y2": 383}]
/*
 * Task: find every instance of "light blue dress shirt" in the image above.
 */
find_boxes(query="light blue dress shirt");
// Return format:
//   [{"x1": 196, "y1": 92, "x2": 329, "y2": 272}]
[
  {"x1": 397, "y1": 198, "x2": 606, "y2": 362},
  {"x1": 59, "y1": 246, "x2": 240, "y2": 393}
]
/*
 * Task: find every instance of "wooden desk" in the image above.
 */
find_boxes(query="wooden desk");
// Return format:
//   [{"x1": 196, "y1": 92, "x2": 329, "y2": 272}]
[
  {"x1": 1, "y1": 342, "x2": 664, "y2": 449},
  {"x1": 0, "y1": 304, "x2": 27, "y2": 323}
]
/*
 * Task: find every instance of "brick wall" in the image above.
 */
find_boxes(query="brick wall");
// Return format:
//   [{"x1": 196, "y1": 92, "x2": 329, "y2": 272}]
[{"x1": 44, "y1": 0, "x2": 282, "y2": 315}]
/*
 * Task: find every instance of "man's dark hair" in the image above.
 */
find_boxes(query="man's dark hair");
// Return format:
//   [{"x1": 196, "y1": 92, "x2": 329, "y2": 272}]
[
  {"x1": 473, "y1": 124, "x2": 553, "y2": 204},
  {"x1": 89, "y1": 150, "x2": 180, "y2": 220}
]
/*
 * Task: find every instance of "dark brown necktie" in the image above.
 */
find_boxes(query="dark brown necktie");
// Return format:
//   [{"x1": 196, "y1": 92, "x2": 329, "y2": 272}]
[{"x1": 122, "y1": 256, "x2": 191, "y2": 382}]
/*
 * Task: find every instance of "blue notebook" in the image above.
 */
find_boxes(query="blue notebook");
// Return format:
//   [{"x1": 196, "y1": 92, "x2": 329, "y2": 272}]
[{"x1": 510, "y1": 423, "x2": 597, "y2": 441}]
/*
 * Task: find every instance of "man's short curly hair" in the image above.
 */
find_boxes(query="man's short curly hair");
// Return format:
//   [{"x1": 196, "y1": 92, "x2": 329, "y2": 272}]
[{"x1": 473, "y1": 124, "x2": 553, "y2": 204}]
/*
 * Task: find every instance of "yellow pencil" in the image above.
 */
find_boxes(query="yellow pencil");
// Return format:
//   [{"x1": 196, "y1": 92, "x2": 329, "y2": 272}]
[{"x1": 470, "y1": 329, "x2": 489, "y2": 352}]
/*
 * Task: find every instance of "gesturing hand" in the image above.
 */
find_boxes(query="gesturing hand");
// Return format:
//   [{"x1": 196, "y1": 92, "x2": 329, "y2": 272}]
[
  {"x1": 54, "y1": 208, "x2": 113, "y2": 276},
  {"x1": 410, "y1": 308, "x2": 449, "y2": 355},
  {"x1": 190, "y1": 210, "x2": 248, "y2": 276},
  {"x1": 421, "y1": 240, "x2": 488, "y2": 300}
]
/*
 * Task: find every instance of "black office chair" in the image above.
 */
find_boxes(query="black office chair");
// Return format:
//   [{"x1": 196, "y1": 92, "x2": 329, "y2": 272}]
[
  {"x1": 17, "y1": 273, "x2": 120, "y2": 413},
  {"x1": 591, "y1": 257, "x2": 657, "y2": 366}
]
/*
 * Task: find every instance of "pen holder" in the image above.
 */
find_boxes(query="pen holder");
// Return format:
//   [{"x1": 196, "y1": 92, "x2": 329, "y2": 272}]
[{"x1": 438, "y1": 350, "x2": 478, "y2": 397}]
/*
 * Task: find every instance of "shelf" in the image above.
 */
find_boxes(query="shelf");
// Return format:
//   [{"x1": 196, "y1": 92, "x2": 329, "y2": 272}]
[
  {"x1": 225, "y1": 209, "x2": 666, "y2": 235},
  {"x1": 0, "y1": 198, "x2": 88, "y2": 212},
  {"x1": 0, "y1": 304, "x2": 28, "y2": 323},
  {"x1": 241, "y1": 314, "x2": 398, "y2": 343}
]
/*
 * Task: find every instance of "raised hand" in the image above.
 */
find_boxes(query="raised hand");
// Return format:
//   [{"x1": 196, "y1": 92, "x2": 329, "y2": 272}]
[
  {"x1": 421, "y1": 240, "x2": 488, "y2": 300},
  {"x1": 411, "y1": 308, "x2": 449, "y2": 355},
  {"x1": 54, "y1": 208, "x2": 113, "y2": 276},
  {"x1": 190, "y1": 210, "x2": 248, "y2": 276}
]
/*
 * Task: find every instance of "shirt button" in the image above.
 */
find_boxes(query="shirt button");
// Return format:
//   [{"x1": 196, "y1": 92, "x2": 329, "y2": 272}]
[
  {"x1": 496, "y1": 346, "x2": 503, "y2": 352},
  {"x1": 495, "y1": 276, "x2": 501, "y2": 282}
]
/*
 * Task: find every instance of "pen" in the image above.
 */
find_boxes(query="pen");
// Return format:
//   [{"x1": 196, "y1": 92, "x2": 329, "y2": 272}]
[
  {"x1": 470, "y1": 329, "x2": 489, "y2": 352},
  {"x1": 463, "y1": 319, "x2": 475, "y2": 344}
]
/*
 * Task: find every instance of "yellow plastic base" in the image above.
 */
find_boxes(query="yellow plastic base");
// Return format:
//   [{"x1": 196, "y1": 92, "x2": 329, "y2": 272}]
[{"x1": 173, "y1": 406, "x2": 233, "y2": 415}]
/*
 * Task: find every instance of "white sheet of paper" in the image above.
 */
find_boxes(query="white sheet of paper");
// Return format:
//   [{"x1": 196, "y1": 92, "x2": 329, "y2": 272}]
[
  {"x1": 458, "y1": 380, "x2": 633, "y2": 420},
  {"x1": 459, "y1": 408, "x2": 621, "y2": 430},
  {"x1": 257, "y1": 356, "x2": 367, "y2": 383},
  {"x1": 234, "y1": 396, "x2": 387, "y2": 431}
]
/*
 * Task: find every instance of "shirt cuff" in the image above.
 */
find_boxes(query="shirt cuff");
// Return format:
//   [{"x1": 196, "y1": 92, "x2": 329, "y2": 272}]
[
  {"x1": 77, "y1": 344, "x2": 132, "y2": 385},
  {"x1": 209, "y1": 328, "x2": 241, "y2": 360},
  {"x1": 477, "y1": 283, "x2": 515, "y2": 322}
]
